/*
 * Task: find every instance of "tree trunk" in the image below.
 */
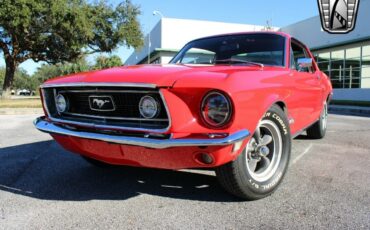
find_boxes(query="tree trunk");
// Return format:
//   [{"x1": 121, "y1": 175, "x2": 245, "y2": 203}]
[{"x1": 1, "y1": 57, "x2": 17, "y2": 99}]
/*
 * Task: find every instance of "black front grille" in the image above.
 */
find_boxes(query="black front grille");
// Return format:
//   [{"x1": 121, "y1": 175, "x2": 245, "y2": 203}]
[{"x1": 43, "y1": 86, "x2": 170, "y2": 131}]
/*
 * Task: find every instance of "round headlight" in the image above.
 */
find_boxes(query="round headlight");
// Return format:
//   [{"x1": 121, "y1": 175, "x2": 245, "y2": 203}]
[
  {"x1": 55, "y1": 94, "x2": 67, "y2": 113},
  {"x1": 139, "y1": 95, "x2": 160, "y2": 119},
  {"x1": 201, "y1": 91, "x2": 232, "y2": 127}
]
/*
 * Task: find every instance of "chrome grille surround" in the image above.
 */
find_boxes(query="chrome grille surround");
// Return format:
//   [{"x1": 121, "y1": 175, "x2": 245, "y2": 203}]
[{"x1": 40, "y1": 83, "x2": 171, "y2": 133}]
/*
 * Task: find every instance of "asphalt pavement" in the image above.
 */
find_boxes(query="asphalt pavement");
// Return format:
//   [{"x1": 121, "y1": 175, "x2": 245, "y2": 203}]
[{"x1": 0, "y1": 114, "x2": 369, "y2": 229}]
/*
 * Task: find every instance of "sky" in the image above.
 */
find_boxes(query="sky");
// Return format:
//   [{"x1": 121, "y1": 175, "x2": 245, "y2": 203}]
[{"x1": 0, "y1": 0, "x2": 320, "y2": 75}]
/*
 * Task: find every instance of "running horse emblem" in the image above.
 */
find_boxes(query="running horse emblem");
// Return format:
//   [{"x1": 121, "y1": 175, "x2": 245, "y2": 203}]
[
  {"x1": 88, "y1": 96, "x2": 115, "y2": 111},
  {"x1": 93, "y1": 99, "x2": 110, "y2": 109}
]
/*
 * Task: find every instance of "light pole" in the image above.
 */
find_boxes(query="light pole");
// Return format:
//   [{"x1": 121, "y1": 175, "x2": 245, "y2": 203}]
[
  {"x1": 153, "y1": 10, "x2": 164, "y2": 18},
  {"x1": 147, "y1": 31, "x2": 151, "y2": 64},
  {"x1": 147, "y1": 10, "x2": 164, "y2": 64}
]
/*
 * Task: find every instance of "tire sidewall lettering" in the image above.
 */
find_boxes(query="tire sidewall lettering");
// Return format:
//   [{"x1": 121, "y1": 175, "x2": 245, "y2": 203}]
[
  {"x1": 263, "y1": 111, "x2": 288, "y2": 136},
  {"x1": 245, "y1": 108, "x2": 290, "y2": 192}
]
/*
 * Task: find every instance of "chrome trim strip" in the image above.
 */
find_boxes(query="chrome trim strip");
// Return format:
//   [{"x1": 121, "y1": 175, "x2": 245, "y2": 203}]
[
  {"x1": 159, "y1": 89, "x2": 172, "y2": 132},
  {"x1": 41, "y1": 89, "x2": 52, "y2": 117},
  {"x1": 34, "y1": 117, "x2": 250, "y2": 149},
  {"x1": 41, "y1": 82, "x2": 157, "y2": 89},
  {"x1": 45, "y1": 116, "x2": 170, "y2": 133},
  {"x1": 58, "y1": 89, "x2": 158, "y2": 94},
  {"x1": 62, "y1": 111, "x2": 169, "y2": 122}
]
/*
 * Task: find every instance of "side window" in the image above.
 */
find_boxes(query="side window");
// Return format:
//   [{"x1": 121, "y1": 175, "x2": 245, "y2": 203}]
[
  {"x1": 290, "y1": 47, "x2": 296, "y2": 70},
  {"x1": 291, "y1": 42, "x2": 314, "y2": 73}
]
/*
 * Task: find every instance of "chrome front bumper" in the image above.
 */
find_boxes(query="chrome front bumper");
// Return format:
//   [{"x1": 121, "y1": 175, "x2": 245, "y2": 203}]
[{"x1": 34, "y1": 117, "x2": 250, "y2": 149}]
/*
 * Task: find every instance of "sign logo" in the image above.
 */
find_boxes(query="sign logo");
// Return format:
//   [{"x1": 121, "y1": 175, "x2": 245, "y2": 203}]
[
  {"x1": 88, "y1": 96, "x2": 115, "y2": 111},
  {"x1": 318, "y1": 0, "x2": 360, "y2": 34}
]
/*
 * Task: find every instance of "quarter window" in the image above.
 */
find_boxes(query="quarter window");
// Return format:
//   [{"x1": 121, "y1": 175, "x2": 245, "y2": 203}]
[{"x1": 291, "y1": 41, "x2": 313, "y2": 73}]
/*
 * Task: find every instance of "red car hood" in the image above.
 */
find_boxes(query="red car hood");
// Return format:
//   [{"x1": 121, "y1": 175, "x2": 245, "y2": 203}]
[{"x1": 44, "y1": 64, "x2": 278, "y2": 87}]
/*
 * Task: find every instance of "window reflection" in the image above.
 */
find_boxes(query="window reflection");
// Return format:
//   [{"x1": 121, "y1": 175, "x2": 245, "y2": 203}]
[{"x1": 363, "y1": 46, "x2": 370, "y2": 57}]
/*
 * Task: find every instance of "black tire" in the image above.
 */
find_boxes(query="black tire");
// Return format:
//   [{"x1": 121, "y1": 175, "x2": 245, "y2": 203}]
[
  {"x1": 215, "y1": 105, "x2": 291, "y2": 200},
  {"x1": 306, "y1": 101, "x2": 328, "y2": 139},
  {"x1": 81, "y1": 156, "x2": 113, "y2": 168}
]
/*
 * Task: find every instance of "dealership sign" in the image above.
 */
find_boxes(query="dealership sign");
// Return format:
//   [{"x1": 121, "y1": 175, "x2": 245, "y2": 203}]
[{"x1": 318, "y1": 0, "x2": 360, "y2": 33}]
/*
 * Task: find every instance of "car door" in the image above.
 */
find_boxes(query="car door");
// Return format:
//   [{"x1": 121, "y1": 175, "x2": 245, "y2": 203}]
[{"x1": 288, "y1": 40, "x2": 324, "y2": 133}]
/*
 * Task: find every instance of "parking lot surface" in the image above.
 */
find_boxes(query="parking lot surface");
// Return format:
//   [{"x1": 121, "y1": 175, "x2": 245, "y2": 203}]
[{"x1": 0, "y1": 114, "x2": 369, "y2": 229}]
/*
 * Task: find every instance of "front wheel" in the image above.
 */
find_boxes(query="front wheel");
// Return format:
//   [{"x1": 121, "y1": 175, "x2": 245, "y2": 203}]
[{"x1": 215, "y1": 105, "x2": 291, "y2": 200}]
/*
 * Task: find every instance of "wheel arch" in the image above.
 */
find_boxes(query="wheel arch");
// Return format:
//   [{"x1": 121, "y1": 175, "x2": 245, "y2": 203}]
[
  {"x1": 275, "y1": 101, "x2": 288, "y2": 116},
  {"x1": 249, "y1": 98, "x2": 289, "y2": 136}
]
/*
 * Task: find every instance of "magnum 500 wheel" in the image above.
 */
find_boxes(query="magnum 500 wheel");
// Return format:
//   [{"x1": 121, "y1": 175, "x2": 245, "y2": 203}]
[{"x1": 215, "y1": 105, "x2": 291, "y2": 200}]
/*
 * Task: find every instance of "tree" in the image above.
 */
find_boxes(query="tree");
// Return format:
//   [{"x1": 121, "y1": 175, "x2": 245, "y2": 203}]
[
  {"x1": 0, "y1": 0, "x2": 143, "y2": 97},
  {"x1": 0, "y1": 67, "x2": 33, "y2": 92},
  {"x1": 94, "y1": 55, "x2": 123, "y2": 70},
  {"x1": 31, "y1": 56, "x2": 91, "y2": 88},
  {"x1": 13, "y1": 68, "x2": 32, "y2": 90},
  {"x1": 0, "y1": 67, "x2": 4, "y2": 87}
]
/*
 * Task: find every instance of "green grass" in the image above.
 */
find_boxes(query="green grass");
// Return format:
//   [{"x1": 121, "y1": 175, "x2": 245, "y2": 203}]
[{"x1": 0, "y1": 98, "x2": 42, "y2": 108}]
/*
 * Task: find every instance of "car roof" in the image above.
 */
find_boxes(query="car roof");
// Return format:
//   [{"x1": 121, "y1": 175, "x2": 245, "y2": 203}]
[{"x1": 189, "y1": 31, "x2": 291, "y2": 43}]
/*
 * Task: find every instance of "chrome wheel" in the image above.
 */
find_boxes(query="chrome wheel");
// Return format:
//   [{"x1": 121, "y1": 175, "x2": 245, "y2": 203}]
[
  {"x1": 321, "y1": 102, "x2": 328, "y2": 131},
  {"x1": 215, "y1": 105, "x2": 291, "y2": 200},
  {"x1": 246, "y1": 120, "x2": 283, "y2": 182}
]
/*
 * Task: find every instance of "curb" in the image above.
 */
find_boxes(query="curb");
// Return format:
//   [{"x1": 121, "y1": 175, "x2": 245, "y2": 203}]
[
  {"x1": 329, "y1": 105, "x2": 370, "y2": 117},
  {"x1": 0, "y1": 108, "x2": 44, "y2": 115}
]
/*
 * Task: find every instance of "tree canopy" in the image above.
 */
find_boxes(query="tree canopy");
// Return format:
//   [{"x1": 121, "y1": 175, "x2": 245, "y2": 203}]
[
  {"x1": 1, "y1": 54, "x2": 125, "y2": 94},
  {"x1": 0, "y1": 0, "x2": 143, "y2": 97},
  {"x1": 94, "y1": 55, "x2": 123, "y2": 70}
]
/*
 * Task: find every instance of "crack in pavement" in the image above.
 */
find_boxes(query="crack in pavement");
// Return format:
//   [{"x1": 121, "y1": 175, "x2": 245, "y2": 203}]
[
  {"x1": 5, "y1": 142, "x2": 53, "y2": 187},
  {"x1": 292, "y1": 143, "x2": 313, "y2": 165}
]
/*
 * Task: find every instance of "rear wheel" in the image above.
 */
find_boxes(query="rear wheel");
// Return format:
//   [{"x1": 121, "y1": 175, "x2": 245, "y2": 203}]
[
  {"x1": 306, "y1": 101, "x2": 328, "y2": 139},
  {"x1": 215, "y1": 105, "x2": 291, "y2": 200}
]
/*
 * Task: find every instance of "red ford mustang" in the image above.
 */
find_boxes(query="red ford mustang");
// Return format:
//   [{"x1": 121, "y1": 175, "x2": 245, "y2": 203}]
[{"x1": 35, "y1": 32, "x2": 332, "y2": 200}]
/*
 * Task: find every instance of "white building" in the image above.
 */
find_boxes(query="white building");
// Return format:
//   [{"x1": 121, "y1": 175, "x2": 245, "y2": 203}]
[{"x1": 125, "y1": 0, "x2": 370, "y2": 101}]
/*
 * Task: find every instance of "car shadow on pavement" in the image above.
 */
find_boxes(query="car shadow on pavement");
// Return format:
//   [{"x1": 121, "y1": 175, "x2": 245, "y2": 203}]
[{"x1": 0, "y1": 140, "x2": 241, "y2": 202}]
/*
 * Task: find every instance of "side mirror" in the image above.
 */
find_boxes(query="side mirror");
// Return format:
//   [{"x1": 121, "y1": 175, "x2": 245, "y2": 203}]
[{"x1": 297, "y1": 58, "x2": 313, "y2": 72}]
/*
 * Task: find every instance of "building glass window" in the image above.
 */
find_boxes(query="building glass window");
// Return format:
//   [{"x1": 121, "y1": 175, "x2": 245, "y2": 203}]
[
  {"x1": 330, "y1": 50, "x2": 344, "y2": 88},
  {"x1": 362, "y1": 45, "x2": 370, "y2": 57},
  {"x1": 317, "y1": 52, "x2": 330, "y2": 62},
  {"x1": 361, "y1": 47, "x2": 370, "y2": 88},
  {"x1": 345, "y1": 47, "x2": 361, "y2": 88},
  {"x1": 315, "y1": 44, "x2": 370, "y2": 89},
  {"x1": 316, "y1": 52, "x2": 331, "y2": 79},
  {"x1": 151, "y1": 58, "x2": 160, "y2": 64}
]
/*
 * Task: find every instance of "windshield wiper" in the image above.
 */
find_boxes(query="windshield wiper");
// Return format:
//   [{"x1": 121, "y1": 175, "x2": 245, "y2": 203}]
[{"x1": 215, "y1": 58, "x2": 264, "y2": 68}]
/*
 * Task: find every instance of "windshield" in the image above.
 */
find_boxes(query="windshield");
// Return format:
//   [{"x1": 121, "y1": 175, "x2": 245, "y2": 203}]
[{"x1": 170, "y1": 33, "x2": 286, "y2": 67}]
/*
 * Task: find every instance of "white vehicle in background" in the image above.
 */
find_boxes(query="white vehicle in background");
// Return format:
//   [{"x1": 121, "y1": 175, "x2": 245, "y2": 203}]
[{"x1": 18, "y1": 89, "x2": 33, "y2": 96}]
